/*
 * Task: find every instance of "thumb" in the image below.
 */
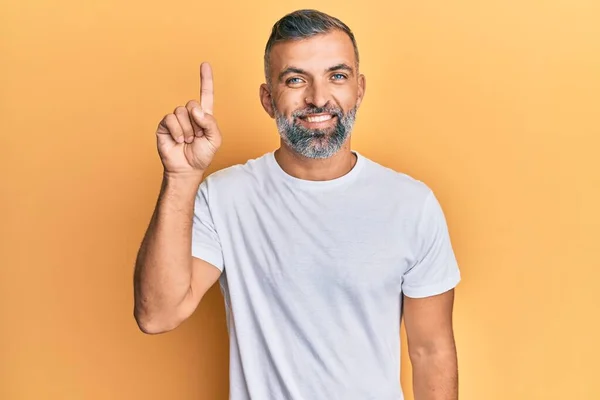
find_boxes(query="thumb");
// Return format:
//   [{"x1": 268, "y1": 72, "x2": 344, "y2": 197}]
[{"x1": 191, "y1": 107, "x2": 219, "y2": 138}]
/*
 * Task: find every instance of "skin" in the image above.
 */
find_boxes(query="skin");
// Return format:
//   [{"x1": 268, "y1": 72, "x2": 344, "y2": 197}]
[
  {"x1": 135, "y1": 29, "x2": 457, "y2": 400},
  {"x1": 134, "y1": 63, "x2": 223, "y2": 335},
  {"x1": 259, "y1": 29, "x2": 365, "y2": 182},
  {"x1": 404, "y1": 290, "x2": 459, "y2": 399}
]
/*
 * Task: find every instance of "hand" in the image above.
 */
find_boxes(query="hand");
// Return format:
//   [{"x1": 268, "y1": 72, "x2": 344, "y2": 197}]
[{"x1": 155, "y1": 62, "x2": 222, "y2": 176}]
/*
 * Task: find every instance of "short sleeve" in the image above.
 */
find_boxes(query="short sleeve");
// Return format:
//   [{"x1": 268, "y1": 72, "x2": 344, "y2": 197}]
[
  {"x1": 191, "y1": 179, "x2": 224, "y2": 271},
  {"x1": 402, "y1": 190, "x2": 461, "y2": 298}
]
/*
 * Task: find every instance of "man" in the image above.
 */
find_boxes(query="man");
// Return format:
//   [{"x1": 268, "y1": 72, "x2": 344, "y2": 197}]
[{"x1": 134, "y1": 9, "x2": 461, "y2": 400}]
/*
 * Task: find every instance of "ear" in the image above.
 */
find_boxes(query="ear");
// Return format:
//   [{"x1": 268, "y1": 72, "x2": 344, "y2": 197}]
[
  {"x1": 356, "y1": 74, "x2": 366, "y2": 108},
  {"x1": 260, "y1": 83, "x2": 275, "y2": 118}
]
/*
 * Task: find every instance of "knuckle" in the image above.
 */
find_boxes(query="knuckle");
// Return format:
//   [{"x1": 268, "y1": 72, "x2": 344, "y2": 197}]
[
  {"x1": 173, "y1": 106, "x2": 187, "y2": 115},
  {"x1": 162, "y1": 114, "x2": 175, "y2": 127}
]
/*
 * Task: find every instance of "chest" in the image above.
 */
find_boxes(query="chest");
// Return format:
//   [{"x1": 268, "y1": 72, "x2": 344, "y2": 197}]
[{"x1": 220, "y1": 188, "x2": 415, "y2": 297}]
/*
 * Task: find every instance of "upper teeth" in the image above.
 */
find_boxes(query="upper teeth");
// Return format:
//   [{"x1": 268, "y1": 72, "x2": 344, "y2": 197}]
[{"x1": 306, "y1": 115, "x2": 332, "y2": 123}]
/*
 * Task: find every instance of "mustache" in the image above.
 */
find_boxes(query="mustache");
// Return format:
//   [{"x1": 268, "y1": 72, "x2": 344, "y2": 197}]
[{"x1": 292, "y1": 106, "x2": 344, "y2": 119}]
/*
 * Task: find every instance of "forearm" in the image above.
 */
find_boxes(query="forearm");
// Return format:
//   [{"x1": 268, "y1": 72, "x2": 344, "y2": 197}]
[
  {"x1": 411, "y1": 348, "x2": 458, "y2": 400},
  {"x1": 134, "y1": 172, "x2": 203, "y2": 332}
]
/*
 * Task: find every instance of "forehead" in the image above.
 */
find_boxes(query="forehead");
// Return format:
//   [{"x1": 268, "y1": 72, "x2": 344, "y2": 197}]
[{"x1": 269, "y1": 30, "x2": 356, "y2": 74}]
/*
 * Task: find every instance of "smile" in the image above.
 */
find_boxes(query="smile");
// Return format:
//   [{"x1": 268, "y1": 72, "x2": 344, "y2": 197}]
[{"x1": 304, "y1": 114, "x2": 333, "y2": 123}]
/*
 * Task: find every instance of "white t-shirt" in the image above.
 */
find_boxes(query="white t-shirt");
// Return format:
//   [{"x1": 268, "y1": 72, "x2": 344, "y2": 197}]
[{"x1": 191, "y1": 150, "x2": 461, "y2": 400}]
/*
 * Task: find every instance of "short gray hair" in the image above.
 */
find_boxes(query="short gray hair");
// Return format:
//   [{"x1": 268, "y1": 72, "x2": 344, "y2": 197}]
[{"x1": 264, "y1": 9, "x2": 360, "y2": 85}]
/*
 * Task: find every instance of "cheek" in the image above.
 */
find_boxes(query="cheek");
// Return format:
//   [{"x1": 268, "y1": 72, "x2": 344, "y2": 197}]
[
  {"x1": 275, "y1": 91, "x2": 305, "y2": 116},
  {"x1": 332, "y1": 86, "x2": 359, "y2": 110}
]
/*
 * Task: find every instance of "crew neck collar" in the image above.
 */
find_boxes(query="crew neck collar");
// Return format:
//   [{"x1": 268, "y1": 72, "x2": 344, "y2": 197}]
[{"x1": 266, "y1": 150, "x2": 365, "y2": 189}]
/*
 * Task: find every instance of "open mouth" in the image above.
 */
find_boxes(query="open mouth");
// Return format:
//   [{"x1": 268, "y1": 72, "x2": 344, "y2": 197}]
[
  {"x1": 297, "y1": 113, "x2": 337, "y2": 127},
  {"x1": 301, "y1": 114, "x2": 334, "y2": 123}
]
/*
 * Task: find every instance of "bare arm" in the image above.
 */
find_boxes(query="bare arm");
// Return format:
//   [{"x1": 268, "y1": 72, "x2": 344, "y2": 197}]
[
  {"x1": 133, "y1": 173, "x2": 221, "y2": 334},
  {"x1": 134, "y1": 63, "x2": 223, "y2": 334},
  {"x1": 403, "y1": 289, "x2": 458, "y2": 400}
]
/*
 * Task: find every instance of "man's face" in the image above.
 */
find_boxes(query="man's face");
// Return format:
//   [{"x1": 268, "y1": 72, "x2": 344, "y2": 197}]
[{"x1": 260, "y1": 29, "x2": 366, "y2": 159}]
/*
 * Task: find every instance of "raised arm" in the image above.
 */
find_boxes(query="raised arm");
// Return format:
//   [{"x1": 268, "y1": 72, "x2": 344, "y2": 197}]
[{"x1": 133, "y1": 63, "x2": 223, "y2": 334}]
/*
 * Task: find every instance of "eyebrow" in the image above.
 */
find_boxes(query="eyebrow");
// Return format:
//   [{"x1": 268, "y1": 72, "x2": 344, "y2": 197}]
[{"x1": 278, "y1": 63, "x2": 355, "y2": 82}]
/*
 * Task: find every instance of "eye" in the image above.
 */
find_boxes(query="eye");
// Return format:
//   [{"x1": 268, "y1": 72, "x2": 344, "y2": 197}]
[
  {"x1": 286, "y1": 77, "x2": 304, "y2": 85},
  {"x1": 331, "y1": 73, "x2": 348, "y2": 81}
]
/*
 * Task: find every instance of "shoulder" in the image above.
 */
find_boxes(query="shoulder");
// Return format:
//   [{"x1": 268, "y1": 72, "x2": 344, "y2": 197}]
[
  {"x1": 357, "y1": 153, "x2": 433, "y2": 206},
  {"x1": 199, "y1": 152, "x2": 272, "y2": 202},
  {"x1": 204, "y1": 152, "x2": 270, "y2": 185},
  {"x1": 360, "y1": 157, "x2": 454, "y2": 238}
]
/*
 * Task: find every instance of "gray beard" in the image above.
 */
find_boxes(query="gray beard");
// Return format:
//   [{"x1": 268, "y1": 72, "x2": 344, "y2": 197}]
[{"x1": 273, "y1": 102, "x2": 357, "y2": 159}]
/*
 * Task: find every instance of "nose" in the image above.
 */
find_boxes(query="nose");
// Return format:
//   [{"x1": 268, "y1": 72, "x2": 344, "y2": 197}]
[{"x1": 304, "y1": 81, "x2": 330, "y2": 108}]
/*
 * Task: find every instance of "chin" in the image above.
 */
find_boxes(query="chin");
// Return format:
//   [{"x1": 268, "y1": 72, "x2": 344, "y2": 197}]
[{"x1": 300, "y1": 138, "x2": 347, "y2": 159}]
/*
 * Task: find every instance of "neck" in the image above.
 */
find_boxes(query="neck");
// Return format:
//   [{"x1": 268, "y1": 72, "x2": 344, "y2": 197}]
[{"x1": 274, "y1": 141, "x2": 357, "y2": 182}]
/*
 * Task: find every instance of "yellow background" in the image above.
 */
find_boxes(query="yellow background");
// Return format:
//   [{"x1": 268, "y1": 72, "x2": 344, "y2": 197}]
[{"x1": 2, "y1": 0, "x2": 599, "y2": 399}]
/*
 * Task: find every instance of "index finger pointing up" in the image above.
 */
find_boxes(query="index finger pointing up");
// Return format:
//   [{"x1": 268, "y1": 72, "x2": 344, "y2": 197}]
[{"x1": 200, "y1": 62, "x2": 214, "y2": 114}]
